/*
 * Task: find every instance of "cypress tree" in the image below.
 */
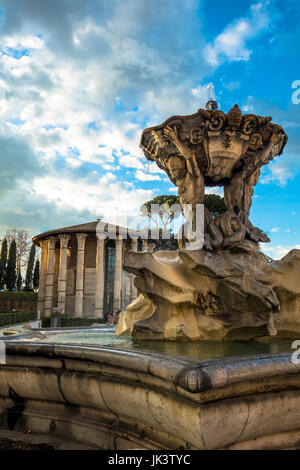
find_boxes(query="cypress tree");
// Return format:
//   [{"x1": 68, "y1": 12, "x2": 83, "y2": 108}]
[
  {"x1": 17, "y1": 271, "x2": 22, "y2": 291},
  {"x1": 4, "y1": 239, "x2": 17, "y2": 291},
  {"x1": 33, "y1": 259, "x2": 40, "y2": 290},
  {"x1": 0, "y1": 239, "x2": 8, "y2": 289},
  {"x1": 24, "y1": 244, "x2": 35, "y2": 291}
]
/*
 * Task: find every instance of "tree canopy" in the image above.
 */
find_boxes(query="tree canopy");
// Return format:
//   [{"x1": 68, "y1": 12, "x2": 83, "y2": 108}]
[
  {"x1": 24, "y1": 244, "x2": 36, "y2": 291},
  {"x1": 203, "y1": 194, "x2": 227, "y2": 216},
  {"x1": 4, "y1": 239, "x2": 17, "y2": 291},
  {"x1": 140, "y1": 195, "x2": 181, "y2": 230},
  {"x1": 140, "y1": 193, "x2": 227, "y2": 251},
  {"x1": 33, "y1": 259, "x2": 40, "y2": 290},
  {"x1": 5, "y1": 228, "x2": 31, "y2": 277},
  {"x1": 0, "y1": 239, "x2": 8, "y2": 289}
]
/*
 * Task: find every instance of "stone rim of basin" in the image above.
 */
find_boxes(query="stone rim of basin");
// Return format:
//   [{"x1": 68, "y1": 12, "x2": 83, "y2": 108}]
[{"x1": 2, "y1": 340, "x2": 298, "y2": 393}]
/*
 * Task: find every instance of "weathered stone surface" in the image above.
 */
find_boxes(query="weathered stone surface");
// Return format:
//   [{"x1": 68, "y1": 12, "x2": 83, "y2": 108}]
[
  {"x1": 115, "y1": 294, "x2": 154, "y2": 336},
  {"x1": 1, "y1": 343, "x2": 300, "y2": 449},
  {"x1": 140, "y1": 103, "x2": 288, "y2": 250},
  {"x1": 266, "y1": 249, "x2": 300, "y2": 336},
  {"x1": 117, "y1": 247, "x2": 300, "y2": 341},
  {"x1": 123, "y1": 101, "x2": 295, "y2": 341}
]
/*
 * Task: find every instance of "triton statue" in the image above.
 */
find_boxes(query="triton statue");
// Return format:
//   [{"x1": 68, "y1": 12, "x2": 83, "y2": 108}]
[
  {"x1": 117, "y1": 94, "x2": 300, "y2": 342},
  {"x1": 140, "y1": 100, "x2": 287, "y2": 250}
]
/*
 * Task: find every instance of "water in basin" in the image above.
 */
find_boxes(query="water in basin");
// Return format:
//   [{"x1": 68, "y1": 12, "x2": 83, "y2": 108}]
[{"x1": 26, "y1": 326, "x2": 294, "y2": 361}]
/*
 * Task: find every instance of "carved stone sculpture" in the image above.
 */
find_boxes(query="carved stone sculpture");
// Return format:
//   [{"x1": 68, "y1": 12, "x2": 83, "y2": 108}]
[
  {"x1": 140, "y1": 104, "x2": 287, "y2": 250},
  {"x1": 116, "y1": 103, "x2": 300, "y2": 342},
  {"x1": 117, "y1": 248, "x2": 300, "y2": 340}
]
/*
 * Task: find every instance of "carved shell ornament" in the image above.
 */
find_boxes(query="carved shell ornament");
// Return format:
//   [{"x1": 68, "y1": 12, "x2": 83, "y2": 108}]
[{"x1": 227, "y1": 104, "x2": 242, "y2": 130}]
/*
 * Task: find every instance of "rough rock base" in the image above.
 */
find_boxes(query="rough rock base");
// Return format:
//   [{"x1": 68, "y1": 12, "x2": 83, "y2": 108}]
[{"x1": 116, "y1": 246, "x2": 300, "y2": 341}]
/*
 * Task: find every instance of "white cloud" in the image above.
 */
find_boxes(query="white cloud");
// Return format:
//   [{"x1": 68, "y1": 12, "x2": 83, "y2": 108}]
[
  {"x1": 205, "y1": 187, "x2": 224, "y2": 197},
  {"x1": 262, "y1": 244, "x2": 300, "y2": 260},
  {"x1": 65, "y1": 157, "x2": 82, "y2": 168},
  {"x1": 241, "y1": 104, "x2": 254, "y2": 112},
  {"x1": 260, "y1": 164, "x2": 294, "y2": 187},
  {"x1": 271, "y1": 227, "x2": 280, "y2": 233},
  {"x1": 119, "y1": 155, "x2": 143, "y2": 169},
  {"x1": 191, "y1": 85, "x2": 208, "y2": 102},
  {"x1": 204, "y1": 2, "x2": 271, "y2": 66},
  {"x1": 0, "y1": 0, "x2": 291, "y2": 240},
  {"x1": 32, "y1": 174, "x2": 153, "y2": 222},
  {"x1": 135, "y1": 170, "x2": 161, "y2": 182},
  {"x1": 140, "y1": 85, "x2": 208, "y2": 125},
  {"x1": 3, "y1": 34, "x2": 44, "y2": 50},
  {"x1": 223, "y1": 81, "x2": 240, "y2": 91},
  {"x1": 147, "y1": 162, "x2": 165, "y2": 175}
]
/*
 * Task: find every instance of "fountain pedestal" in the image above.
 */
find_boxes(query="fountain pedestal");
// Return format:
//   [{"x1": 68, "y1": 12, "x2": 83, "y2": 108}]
[{"x1": 116, "y1": 247, "x2": 300, "y2": 341}]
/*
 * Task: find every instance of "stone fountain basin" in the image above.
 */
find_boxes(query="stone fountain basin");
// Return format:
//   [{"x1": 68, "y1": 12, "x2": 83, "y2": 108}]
[
  {"x1": 1, "y1": 341, "x2": 300, "y2": 449},
  {"x1": 2, "y1": 324, "x2": 293, "y2": 359}
]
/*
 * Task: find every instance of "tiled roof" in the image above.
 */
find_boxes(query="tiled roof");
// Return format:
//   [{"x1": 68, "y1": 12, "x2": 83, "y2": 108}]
[{"x1": 32, "y1": 220, "x2": 139, "y2": 245}]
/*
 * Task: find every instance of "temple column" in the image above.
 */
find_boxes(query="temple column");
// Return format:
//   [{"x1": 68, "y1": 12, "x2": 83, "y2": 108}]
[
  {"x1": 113, "y1": 236, "x2": 123, "y2": 313},
  {"x1": 57, "y1": 234, "x2": 71, "y2": 314},
  {"x1": 130, "y1": 237, "x2": 138, "y2": 302},
  {"x1": 94, "y1": 238, "x2": 105, "y2": 318},
  {"x1": 37, "y1": 239, "x2": 49, "y2": 318},
  {"x1": 148, "y1": 241, "x2": 155, "y2": 252},
  {"x1": 44, "y1": 237, "x2": 57, "y2": 316},
  {"x1": 75, "y1": 233, "x2": 87, "y2": 317},
  {"x1": 141, "y1": 239, "x2": 148, "y2": 252}
]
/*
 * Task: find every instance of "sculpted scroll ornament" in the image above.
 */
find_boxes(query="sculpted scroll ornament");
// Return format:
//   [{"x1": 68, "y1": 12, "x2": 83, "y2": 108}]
[
  {"x1": 248, "y1": 133, "x2": 263, "y2": 151},
  {"x1": 207, "y1": 111, "x2": 225, "y2": 131}
]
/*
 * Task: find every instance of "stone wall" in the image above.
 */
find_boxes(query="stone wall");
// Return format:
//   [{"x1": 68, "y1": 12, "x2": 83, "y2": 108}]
[
  {"x1": 1, "y1": 342, "x2": 300, "y2": 449},
  {"x1": 0, "y1": 295, "x2": 37, "y2": 313}
]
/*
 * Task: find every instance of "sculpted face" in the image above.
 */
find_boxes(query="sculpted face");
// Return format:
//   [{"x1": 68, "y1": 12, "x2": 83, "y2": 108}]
[{"x1": 168, "y1": 157, "x2": 186, "y2": 181}]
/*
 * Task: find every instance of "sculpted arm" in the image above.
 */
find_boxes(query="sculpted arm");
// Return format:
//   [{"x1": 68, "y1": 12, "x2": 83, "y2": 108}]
[{"x1": 164, "y1": 126, "x2": 201, "y2": 177}]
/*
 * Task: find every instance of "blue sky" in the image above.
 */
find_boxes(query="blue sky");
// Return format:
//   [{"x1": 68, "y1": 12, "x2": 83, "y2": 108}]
[{"x1": 0, "y1": 0, "x2": 299, "y2": 258}]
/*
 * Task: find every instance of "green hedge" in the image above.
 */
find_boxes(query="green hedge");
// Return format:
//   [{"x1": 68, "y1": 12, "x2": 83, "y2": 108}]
[
  {"x1": 0, "y1": 311, "x2": 37, "y2": 327},
  {"x1": 0, "y1": 292, "x2": 38, "y2": 301},
  {"x1": 41, "y1": 315, "x2": 106, "y2": 328}
]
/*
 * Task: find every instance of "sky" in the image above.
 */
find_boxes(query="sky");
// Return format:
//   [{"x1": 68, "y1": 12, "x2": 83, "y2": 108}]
[{"x1": 0, "y1": 0, "x2": 299, "y2": 259}]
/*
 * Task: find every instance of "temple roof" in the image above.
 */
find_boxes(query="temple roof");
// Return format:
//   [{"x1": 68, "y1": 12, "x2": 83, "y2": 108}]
[{"x1": 32, "y1": 220, "x2": 137, "y2": 246}]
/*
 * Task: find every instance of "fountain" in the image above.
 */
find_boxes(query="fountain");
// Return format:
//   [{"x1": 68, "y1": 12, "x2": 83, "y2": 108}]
[
  {"x1": 117, "y1": 99, "x2": 300, "y2": 342},
  {"x1": 1, "y1": 97, "x2": 300, "y2": 450}
]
